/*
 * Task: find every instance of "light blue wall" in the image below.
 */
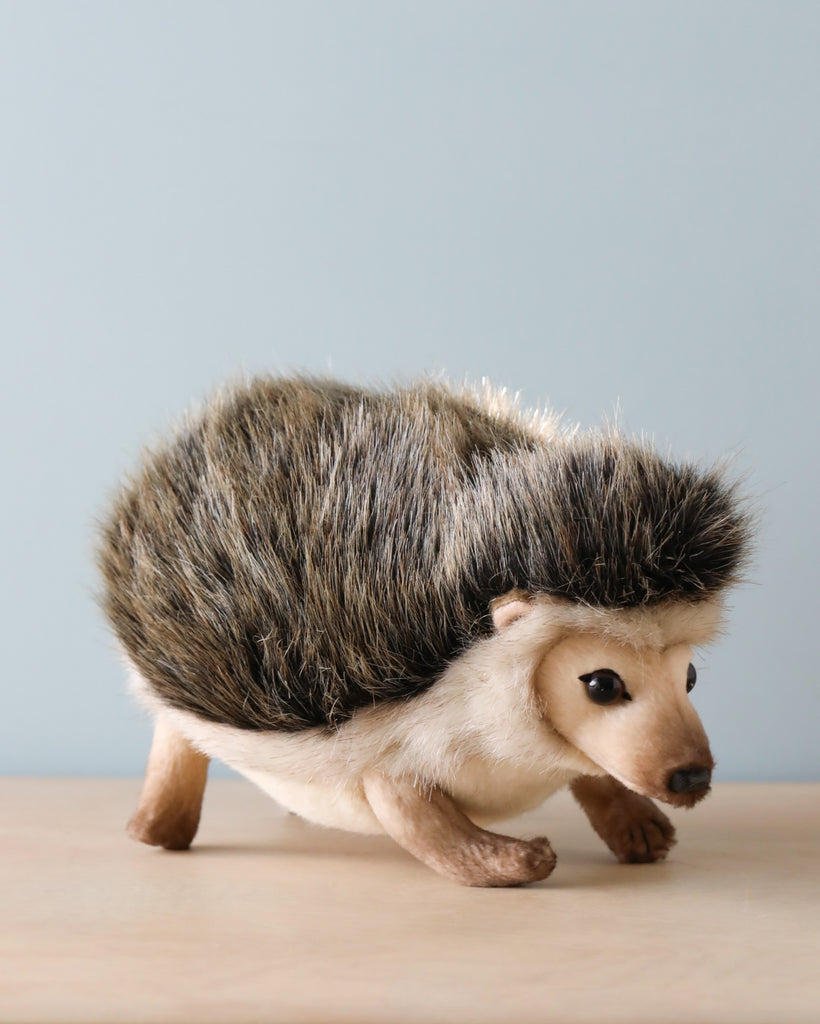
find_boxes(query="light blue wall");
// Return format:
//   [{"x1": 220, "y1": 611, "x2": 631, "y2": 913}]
[{"x1": 1, "y1": 2, "x2": 817, "y2": 779}]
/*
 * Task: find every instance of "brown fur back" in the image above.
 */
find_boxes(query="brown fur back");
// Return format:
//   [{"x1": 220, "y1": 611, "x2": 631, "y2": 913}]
[{"x1": 97, "y1": 376, "x2": 750, "y2": 731}]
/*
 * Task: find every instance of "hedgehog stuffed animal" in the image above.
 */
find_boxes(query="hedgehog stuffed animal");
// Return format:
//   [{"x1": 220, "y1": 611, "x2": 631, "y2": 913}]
[{"x1": 98, "y1": 376, "x2": 751, "y2": 886}]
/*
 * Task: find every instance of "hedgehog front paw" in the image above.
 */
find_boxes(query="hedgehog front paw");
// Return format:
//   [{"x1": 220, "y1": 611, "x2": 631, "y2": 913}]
[
  {"x1": 604, "y1": 808, "x2": 676, "y2": 864},
  {"x1": 572, "y1": 775, "x2": 677, "y2": 864}
]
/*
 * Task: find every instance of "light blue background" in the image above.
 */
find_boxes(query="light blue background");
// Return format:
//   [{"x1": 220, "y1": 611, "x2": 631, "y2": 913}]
[{"x1": 1, "y1": 2, "x2": 817, "y2": 780}]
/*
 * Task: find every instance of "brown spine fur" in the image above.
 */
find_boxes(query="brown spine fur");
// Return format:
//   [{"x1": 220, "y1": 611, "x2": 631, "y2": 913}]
[{"x1": 97, "y1": 377, "x2": 751, "y2": 732}]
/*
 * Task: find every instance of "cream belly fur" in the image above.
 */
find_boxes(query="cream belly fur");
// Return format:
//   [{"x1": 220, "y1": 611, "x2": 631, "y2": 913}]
[
  {"x1": 150, "y1": 710, "x2": 584, "y2": 834},
  {"x1": 240, "y1": 760, "x2": 579, "y2": 835}
]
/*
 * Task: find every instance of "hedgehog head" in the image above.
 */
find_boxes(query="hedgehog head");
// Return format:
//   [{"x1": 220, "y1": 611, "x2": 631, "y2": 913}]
[{"x1": 480, "y1": 435, "x2": 753, "y2": 806}]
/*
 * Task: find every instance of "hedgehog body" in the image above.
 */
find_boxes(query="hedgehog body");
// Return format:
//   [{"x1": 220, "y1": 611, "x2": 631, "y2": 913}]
[{"x1": 101, "y1": 377, "x2": 751, "y2": 880}]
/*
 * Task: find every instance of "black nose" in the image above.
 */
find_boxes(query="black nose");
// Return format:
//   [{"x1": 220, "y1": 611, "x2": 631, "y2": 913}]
[{"x1": 668, "y1": 767, "x2": 712, "y2": 794}]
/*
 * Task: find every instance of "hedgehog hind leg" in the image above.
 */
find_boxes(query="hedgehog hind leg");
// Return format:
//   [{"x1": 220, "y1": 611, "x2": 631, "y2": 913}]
[
  {"x1": 127, "y1": 714, "x2": 210, "y2": 851},
  {"x1": 363, "y1": 773, "x2": 556, "y2": 887}
]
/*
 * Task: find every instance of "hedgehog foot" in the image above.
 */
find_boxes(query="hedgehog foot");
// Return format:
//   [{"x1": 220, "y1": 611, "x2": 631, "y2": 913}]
[
  {"x1": 571, "y1": 774, "x2": 676, "y2": 864},
  {"x1": 363, "y1": 772, "x2": 557, "y2": 886},
  {"x1": 128, "y1": 714, "x2": 210, "y2": 851}
]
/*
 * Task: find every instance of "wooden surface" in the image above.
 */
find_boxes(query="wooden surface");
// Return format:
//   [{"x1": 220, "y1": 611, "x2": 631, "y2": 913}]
[{"x1": 1, "y1": 779, "x2": 818, "y2": 1024}]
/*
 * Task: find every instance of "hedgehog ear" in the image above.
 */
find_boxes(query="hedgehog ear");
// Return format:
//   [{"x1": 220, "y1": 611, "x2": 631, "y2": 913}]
[{"x1": 490, "y1": 589, "x2": 535, "y2": 631}]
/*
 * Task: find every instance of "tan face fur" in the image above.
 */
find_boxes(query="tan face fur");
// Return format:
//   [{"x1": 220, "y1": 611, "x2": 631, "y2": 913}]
[{"x1": 535, "y1": 634, "x2": 714, "y2": 808}]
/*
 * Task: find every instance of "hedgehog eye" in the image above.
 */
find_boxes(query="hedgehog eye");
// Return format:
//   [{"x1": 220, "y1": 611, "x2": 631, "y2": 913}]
[
  {"x1": 686, "y1": 663, "x2": 697, "y2": 693},
  {"x1": 579, "y1": 669, "x2": 631, "y2": 705}
]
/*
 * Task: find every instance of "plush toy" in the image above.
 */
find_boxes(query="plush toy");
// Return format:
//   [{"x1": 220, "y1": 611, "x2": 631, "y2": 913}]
[{"x1": 98, "y1": 377, "x2": 751, "y2": 886}]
